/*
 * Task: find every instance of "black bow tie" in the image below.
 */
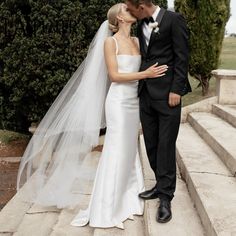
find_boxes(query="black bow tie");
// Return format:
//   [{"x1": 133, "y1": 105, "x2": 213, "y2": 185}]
[{"x1": 143, "y1": 16, "x2": 155, "y2": 24}]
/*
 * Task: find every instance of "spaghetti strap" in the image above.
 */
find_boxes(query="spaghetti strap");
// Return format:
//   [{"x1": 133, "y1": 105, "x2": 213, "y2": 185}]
[
  {"x1": 133, "y1": 37, "x2": 140, "y2": 50},
  {"x1": 112, "y1": 36, "x2": 119, "y2": 55}
]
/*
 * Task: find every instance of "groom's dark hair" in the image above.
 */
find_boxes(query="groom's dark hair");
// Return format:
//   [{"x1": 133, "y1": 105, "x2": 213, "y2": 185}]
[{"x1": 126, "y1": 0, "x2": 153, "y2": 7}]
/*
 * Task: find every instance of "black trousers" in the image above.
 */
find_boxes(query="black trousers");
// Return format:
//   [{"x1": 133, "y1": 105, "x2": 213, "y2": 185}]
[{"x1": 139, "y1": 84, "x2": 181, "y2": 201}]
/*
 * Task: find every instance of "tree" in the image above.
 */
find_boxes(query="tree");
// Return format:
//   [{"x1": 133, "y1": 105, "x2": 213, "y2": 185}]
[{"x1": 174, "y1": 0, "x2": 230, "y2": 95}]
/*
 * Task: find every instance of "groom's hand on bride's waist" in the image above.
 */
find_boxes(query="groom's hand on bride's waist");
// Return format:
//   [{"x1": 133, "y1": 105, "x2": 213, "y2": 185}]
[{"x1": 168, "y1": 92, "x2": 181, "y2": 107}]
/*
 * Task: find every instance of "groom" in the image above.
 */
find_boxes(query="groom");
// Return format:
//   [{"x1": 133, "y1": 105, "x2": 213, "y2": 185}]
[{"x1": 125, "y1": 0, "x2": 191, "y2": 223}]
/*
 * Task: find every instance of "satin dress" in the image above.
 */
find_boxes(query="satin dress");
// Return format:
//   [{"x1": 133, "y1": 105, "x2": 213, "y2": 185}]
[{"x1": 70, "y1": 36, "x2": 145, "y2": 229}]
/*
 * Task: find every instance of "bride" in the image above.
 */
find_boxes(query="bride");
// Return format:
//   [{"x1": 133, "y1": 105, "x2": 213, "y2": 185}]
[{"x1": 16, "y1": 3, "x2": 167, "y2": 230}]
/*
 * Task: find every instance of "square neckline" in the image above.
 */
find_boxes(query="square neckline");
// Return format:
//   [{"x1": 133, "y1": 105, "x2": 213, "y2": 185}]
[
  {"x1": 116, "y1": 54, "x2": 141, "y2": 57},
  {"x1": 112, "y1": 36, "x2": 141, "y2": 57}
]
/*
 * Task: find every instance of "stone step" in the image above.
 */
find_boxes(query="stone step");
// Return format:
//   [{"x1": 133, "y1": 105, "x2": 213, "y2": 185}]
[
  {"x1": 212, "y1": 104, "x2": 236, "y2": 128},
  {"x1": 188, "y1": 112, "x2": 236, "y2": 177},
  {"x1": 177, "y1": 123, "x2": 236, "y2": 236},
  {"x1": 51, "y1": 151, "x2": 100, "y2": 236},
  {"x1": 93, "y1": 215, "x2": 145, "y2": 236},
  {"x1": 139, "y1": 135, "x2": 205, "y2": 236},
  {"x1": 0, "y1": 176, "x2": 34, "y2": 234},
  {"x1": 51, "y1": 195, "x2": 95, "y2": 236},
  {"x1": 13, "y1": 205, "x2": 60, "y2": 236}
]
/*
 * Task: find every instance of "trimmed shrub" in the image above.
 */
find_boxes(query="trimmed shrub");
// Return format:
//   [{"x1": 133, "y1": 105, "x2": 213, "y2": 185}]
[{"x1": 0, "y1": 0, "x2": 167, "y2": 132}]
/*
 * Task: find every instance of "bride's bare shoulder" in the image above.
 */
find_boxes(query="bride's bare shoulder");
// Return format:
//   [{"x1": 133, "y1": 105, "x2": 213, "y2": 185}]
[
  {"x1": 104, "y1": 37, "x2": 115, "y2": 47},
  {"x1": 105, "y1": 36, "x2": 114, "y2": 43},
  {"x1": 104, "y1": 37, "x2": 116, "y2": 54}
]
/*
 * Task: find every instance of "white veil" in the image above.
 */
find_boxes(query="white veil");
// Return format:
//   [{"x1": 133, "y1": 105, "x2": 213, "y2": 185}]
[{"x1": 16, "y1": 20, "x2": 112, "y2": 208}]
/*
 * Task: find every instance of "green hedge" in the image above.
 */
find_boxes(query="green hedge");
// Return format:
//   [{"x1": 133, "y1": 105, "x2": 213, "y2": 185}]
[{"x1": 0, "y1": 0, "x2": 167, "y2": 132}]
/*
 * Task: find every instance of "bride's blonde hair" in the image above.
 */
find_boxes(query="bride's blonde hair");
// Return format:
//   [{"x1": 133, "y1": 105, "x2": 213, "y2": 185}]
[{"x1": 107, "y1": 3, "x2": 123, "y2": 33}]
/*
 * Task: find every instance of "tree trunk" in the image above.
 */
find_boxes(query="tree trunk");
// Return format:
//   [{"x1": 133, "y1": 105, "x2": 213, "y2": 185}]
[
  {"x1": 195, "y1": 74, "x2": 210, "y2": 96},
  {"x1": 202, "y1": 78, "x2": 209, "y2": 96}
]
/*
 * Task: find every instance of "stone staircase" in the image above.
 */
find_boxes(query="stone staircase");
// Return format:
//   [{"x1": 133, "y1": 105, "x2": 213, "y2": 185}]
[{"x1": 176, "y1": 99, "x2": 236, "y2": 236}]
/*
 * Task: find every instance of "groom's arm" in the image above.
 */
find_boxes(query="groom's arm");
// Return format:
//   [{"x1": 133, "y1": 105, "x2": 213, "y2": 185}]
[{"x1": 170, "y1": 12, "x2": 189, "y2": 97}]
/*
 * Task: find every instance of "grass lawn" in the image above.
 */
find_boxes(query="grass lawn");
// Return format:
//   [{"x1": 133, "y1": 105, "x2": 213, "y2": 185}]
[
  {"x1": 0, "y1": 130, "x2": 29, "y2": 157},
  {"x1": 0, "y1": 130, "x2": 29, "y2": 144},
  {"x1": 219, "y1": 37, "x2": 236, "y2": 69},
  {"x1": 182, "y1": 77, "x2": 216, "y2": 107},
  {"x1": 182, "y1": 36, "x2": 236, "y2": 107}
]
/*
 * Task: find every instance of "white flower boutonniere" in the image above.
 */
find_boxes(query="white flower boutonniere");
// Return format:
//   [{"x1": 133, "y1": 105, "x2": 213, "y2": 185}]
[{"x1": 148, "y1": 21, "x2": 160, "y2": 34}]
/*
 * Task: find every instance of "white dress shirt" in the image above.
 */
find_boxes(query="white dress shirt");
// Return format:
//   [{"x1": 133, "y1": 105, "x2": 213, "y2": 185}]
[{"x1": 142, "y1": 6, "x2": 161, "y2": 46}]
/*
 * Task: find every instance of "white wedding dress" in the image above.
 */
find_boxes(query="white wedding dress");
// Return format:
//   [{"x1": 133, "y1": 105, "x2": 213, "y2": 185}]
[{"x1": 70, "y1": 37, "x2": 145, "y2": 229}]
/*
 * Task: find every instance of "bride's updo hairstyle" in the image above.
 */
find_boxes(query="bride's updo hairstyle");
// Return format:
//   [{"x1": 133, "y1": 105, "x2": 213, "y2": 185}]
[{"x1": 107, "y1": 3, "x2": 123, "y2": 33}]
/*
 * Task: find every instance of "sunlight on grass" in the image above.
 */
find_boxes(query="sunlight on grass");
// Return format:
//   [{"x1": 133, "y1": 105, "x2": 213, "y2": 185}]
[
  {"x1": 182, "y1": 37, "x2": 236, "y2": 107},
  {"x1": 219, "y1": 37, "x2": 236, "y2": 69},
  {"x1": 0, "y1": 130, "x2": 29, "y2": 144}
]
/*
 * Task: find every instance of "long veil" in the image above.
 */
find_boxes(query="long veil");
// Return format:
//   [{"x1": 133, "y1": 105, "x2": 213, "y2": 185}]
[{"x1": 16, "y1": 20, "x2": 112, "y2": 208}]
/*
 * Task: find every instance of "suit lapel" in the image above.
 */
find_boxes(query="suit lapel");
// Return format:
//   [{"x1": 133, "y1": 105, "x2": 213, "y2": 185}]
[
  {"x1": 147, "y1": 7, "x2": 166, "y2": 55},
  {"x1": 137, "y1": 21, "x2": 148, "y2": 55}
]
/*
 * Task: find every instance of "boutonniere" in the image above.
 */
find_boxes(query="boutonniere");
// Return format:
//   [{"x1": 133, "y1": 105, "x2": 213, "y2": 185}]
[{"x1": 148, "y1": 21, "x2": 160, "y2": 34}]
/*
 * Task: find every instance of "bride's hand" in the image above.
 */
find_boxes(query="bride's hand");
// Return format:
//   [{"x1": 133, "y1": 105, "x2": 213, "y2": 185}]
[{"x1": 145, "y1": 63, "x2": 168, "y2": 78}]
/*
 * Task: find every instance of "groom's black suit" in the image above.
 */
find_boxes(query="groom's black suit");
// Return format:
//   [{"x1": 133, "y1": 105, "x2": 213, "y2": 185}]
[{"x1": 137, "y1": 8, "x2": 191, "y2": 201}]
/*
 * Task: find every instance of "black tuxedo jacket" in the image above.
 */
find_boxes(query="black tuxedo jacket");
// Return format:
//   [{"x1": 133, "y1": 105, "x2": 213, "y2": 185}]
[{"x1": 137, "y1": 9, "x2": 192, "y2": 100}]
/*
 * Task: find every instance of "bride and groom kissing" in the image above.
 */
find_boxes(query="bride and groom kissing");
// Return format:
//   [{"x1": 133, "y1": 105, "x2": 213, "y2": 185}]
[{"x1": 16, "y1": 0, "x2": 192, "y2": 230}]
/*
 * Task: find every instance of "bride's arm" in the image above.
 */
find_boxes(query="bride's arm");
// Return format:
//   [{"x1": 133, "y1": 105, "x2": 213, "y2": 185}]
[{"x1": 104, "y1": 37, "x2": 167, "y2": 82}]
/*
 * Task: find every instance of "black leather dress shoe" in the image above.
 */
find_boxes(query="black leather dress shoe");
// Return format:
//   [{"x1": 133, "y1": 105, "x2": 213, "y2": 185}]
[
  {"x1": 156, "y1": 199, "x2": 172, "y2": 223},
  {"x1": 138, "y1": 186, "x2": 159, "y2": 200}
]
